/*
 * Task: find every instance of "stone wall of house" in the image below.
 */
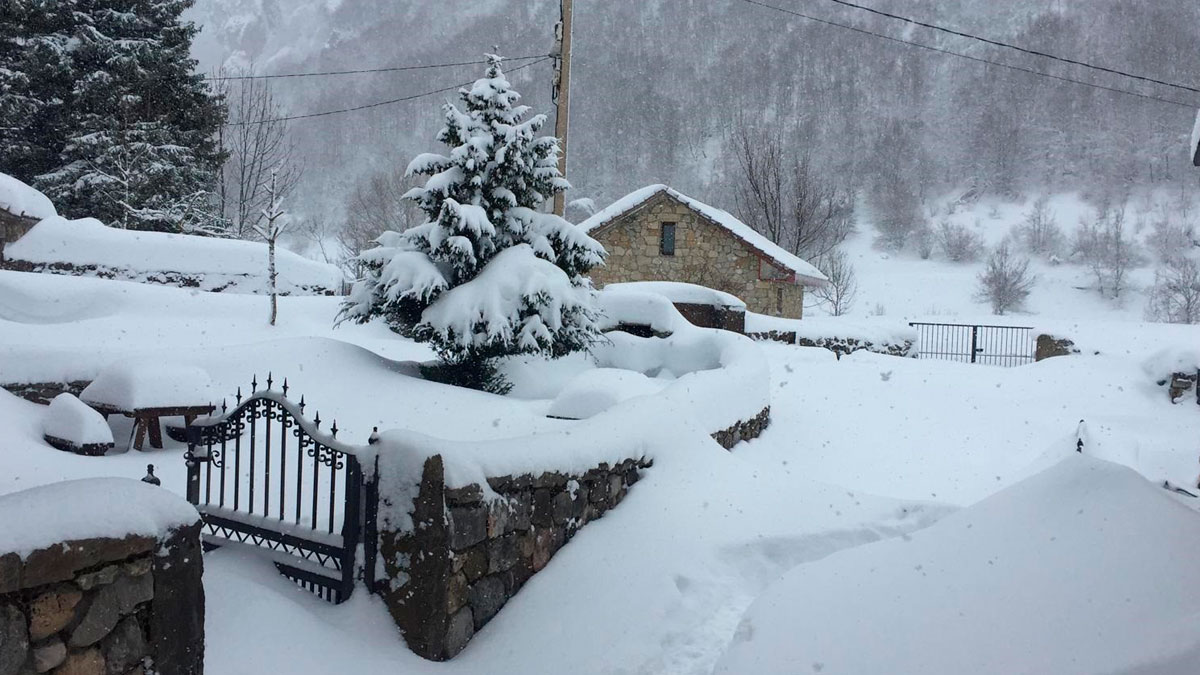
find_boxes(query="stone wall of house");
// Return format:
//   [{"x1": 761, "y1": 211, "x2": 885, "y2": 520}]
[
  {"x1": 0, "y1": 526, "x2": 204, "y2": 675},
  {"x1": 589, "y1": 192, "x2": 805, "y2": 319},
  {"x1": 0, "y1": 211, "x2": 39, "y2": 263},
  {"x1": 374, "y1": 454, "x2": 651, "y2": 661}
]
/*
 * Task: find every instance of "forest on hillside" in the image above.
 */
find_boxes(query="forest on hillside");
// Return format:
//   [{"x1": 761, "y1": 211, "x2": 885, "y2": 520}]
[{"x1": 186, "y1": 0, "x2": 1200, "y2": 215}]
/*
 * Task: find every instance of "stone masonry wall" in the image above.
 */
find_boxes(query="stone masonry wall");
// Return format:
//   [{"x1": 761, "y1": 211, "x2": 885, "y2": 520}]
[
  {"x1": 589, "y1": 191, "x2": 805, "y2": 319},
  {"x1": 0, "y1": 525, "x2": 203, "y2": 675},
  {"x1": 375, "y1": 454, "x2": 651, "y2": 661},
  {"x1": 0, "y1": 211, "x2": 39, "y2": 263}
]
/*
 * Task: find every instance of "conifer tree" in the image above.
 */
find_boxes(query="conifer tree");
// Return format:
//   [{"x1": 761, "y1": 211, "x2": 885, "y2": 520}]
[
  {"x1": 34, "y1": 0, "x2": 225, "y2": 233},
  {"x1": 341, "y1": 55, "x2": 605, "y2": 392}
]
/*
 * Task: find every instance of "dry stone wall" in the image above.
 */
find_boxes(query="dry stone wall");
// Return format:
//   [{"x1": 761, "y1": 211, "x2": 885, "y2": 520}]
[
  {"x1": 589, "y1": 191, "x2": 805, "y2": 319},
  {"x1": 0, "y1": 526, "x2": 203, "y2": 675},
  {"x1": 374, "y1": 454, "x2": 651, "y2": 661}
]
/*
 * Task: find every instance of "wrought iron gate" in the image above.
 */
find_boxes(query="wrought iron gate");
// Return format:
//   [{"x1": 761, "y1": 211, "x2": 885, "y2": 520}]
[
  {"x1": 185, "y1": 376, "x2": 364, "y2": 603},
  {"x1": 909, "y1": 322, "x2": 1035, "y2": 367}
]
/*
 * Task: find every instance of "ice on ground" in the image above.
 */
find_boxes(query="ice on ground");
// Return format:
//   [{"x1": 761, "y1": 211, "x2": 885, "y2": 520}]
[
  {"x1": 82, "y1": 361, "x2": 217, "y2": 411},
  {"x1": 0, "y1": 172, "x2": 56, "y2": 220},
  {"x1": 0, "y1": 478, "x2": 198, "y2": 559},
  {"x1": 604, "y1": 281, "x2": 747, "y2": 309},
  {"x1": 43, "y1": 393, "x2": 113, "y2": 445},
  {"x1": 715, "y1": 456, "x2": 1200, "y2": 675},
  {"x1": 545, "y1": 368, "x2": 667, "y2": 420},
  {"x1": 5, "y1": 216, "x2": 341, "y2": 294}
]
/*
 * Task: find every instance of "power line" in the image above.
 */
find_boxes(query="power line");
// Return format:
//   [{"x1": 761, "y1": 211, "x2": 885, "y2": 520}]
[
  {"x1": 810, "y1": 0, "x2": 1200, "y2": 96},
  {"x1": 735, "y1": 0, "x2": 1199, "y2": 110},
  {"x1": 205, "y1": 53, "x2": 550, "y2": 82},
  {"x1": 225, "y1": 56, "x2": 553, "y2": 126}
]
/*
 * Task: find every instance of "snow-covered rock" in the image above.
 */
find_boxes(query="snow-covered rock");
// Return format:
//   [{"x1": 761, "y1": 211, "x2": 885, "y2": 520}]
[
  {"x1": 5, "y1": 216, "x2": 341, "y2": 295},
  {"x1": 43, "y1": 393, "x2": 113, "y2": 447},
  {"x1": 546, "y1": 368, "x2": 667, "y2": 420},
  {"x1": 604, "y1": 281, "x2": 746, "y2": 309},
  {"x1": 0, "y1": 172, "x2": 56, "y2": 220},
  {"x1": 82, "y1": 361, "x2": 217, "y2": 411},
  {"x1": 715, "y1": 456, "x2": 1200, "y2": 675}
]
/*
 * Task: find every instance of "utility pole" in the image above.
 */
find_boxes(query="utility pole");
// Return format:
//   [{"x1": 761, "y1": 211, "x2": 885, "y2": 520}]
[{"x1": 552, "y1": 0, "x2": 574, "y2": 216}]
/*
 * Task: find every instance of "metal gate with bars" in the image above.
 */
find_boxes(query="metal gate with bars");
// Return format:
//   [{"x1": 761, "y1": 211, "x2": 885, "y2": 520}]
[
  {"x1": 184, "y1": 376, "x2": 365, "y2": 603},
  {"x1": 910, "y1": 322, "x2": 1035, "y2": 367}
]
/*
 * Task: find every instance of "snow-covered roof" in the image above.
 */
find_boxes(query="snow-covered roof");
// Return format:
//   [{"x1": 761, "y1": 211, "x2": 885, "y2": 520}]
[
  {"x1": 579, "y1": 185, "x2": 828, "y2": 285},
  {"x1": 1191, "y1": 108, "x2": 1200, "y2": 167},
  {"x1": 0, "y1": 172, "x2": 56, "y2": 220}
]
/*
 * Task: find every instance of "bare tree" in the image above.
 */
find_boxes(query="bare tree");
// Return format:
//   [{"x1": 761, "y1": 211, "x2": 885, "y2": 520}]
[
  {"x1": 1017, "y1": 195, "x2": 1063, "y2": 256},
  {"x1": 975, "y1": 242, "x2": 1035, "y2": 315},
  {"x1": 1146, "y1": 256, "x2": 1200, "y2": 324},
  {"x1": 336, "y1": 166, "x2": 424, "y2": 276},
  {"x1": 213, "y1": 67, "x2": 302, "y2": 239},
  {"x1": 811, "y1": 249, "x2": 858, "y2": 316},
  {"x1": 253, "y1": 171, "x2": 288, "y2": 326},
  {"x1": 730, "y1": 126, "x2": 854, "y2": 263}
]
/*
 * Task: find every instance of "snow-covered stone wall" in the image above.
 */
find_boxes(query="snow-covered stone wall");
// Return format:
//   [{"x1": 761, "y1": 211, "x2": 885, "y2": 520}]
[
  {"x1": 371, "y1": 452, "x2": 651, "y2": 661},
  {"x1": 0, "y1": 479, "x2": 203, "y2": 675}
]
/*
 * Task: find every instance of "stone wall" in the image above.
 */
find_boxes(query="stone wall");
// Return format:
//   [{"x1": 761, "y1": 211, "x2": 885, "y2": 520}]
[
  {"x1": 0, "y1": 260, "x2": 334, "y2": 296},
  {"x1": 1035, "y1": 334, "x2": 1079, "y2": 361},
  {"x1": 0, "y1": 525, "x2": 204, "y2": 675},
  {"x1": 589, "y1": 191, "x2": 806, "y2": 319},
  {"x1": 1, "y1": 382, "x2": 91, "y2": 406},
  {"x1": 711, "y1": 406, "x2": 770, "y2": 450},
  {"x1": 672, "y1": 302, "x2": 745, "y2": 334},
  {"x1": 374, "y1": 454, "x2": 651, "y2": 661},
  {"x1": 749, "y1": 332, "x2": 916, "y2": 359}
]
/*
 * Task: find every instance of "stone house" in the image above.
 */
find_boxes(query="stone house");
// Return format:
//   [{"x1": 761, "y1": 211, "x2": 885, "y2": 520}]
[{"x1": 580, "y1": 185, "x2": 827, "y2": 318}]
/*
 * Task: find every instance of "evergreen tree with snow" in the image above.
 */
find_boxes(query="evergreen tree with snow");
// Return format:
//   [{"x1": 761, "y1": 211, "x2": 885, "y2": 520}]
[
  {"x1": 0, "y1": 1, "x2": 77, "y2": 181},
  {"x1": 341, "y1": 55, "x2": 605, "y2": 393},
  {"x1": 33, "y1": 0, "x2": 226, "y2": 233}
]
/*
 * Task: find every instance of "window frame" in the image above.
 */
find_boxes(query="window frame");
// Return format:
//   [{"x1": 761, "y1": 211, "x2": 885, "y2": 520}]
[{"x1": 659, "y1": 222, "x2": 677, "y2": 256}]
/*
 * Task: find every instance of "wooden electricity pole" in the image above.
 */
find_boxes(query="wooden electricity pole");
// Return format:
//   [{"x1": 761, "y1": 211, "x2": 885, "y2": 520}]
[{"x1": 552, "y1": 0, "x2": 574, "y2": 216}]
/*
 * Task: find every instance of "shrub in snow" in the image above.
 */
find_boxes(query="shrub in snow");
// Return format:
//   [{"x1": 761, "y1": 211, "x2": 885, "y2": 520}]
[
  {"x1": 936, "y1": 220, "x2": 984, "y2": 262},
  {"x1": 43, "y1": 393, "x2": 113, "y2": 456},
  {"x1": 975, "y1": 242, "x2": 1035, "y2": 315},
  {"x1": 1016, "y1": 195, "x2": 1063, "y2": 257},
  {"x1": 1145, "y1": 256, "x2": 1200, "y2": 325},
  {"x1": 810, "y1": 249, "x2": 857, "y2": 317},
  {"x1": 340, "y1": 55, "x2": 605, "y2": 393}
]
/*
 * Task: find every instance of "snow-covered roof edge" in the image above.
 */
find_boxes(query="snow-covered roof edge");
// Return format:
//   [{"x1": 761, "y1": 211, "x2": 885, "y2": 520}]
[
  {"x1": 1191, "y1": 109, "x2": 1200, "y2": 167},
  {"x1": 578, "y1": 184, "x2": 828, "y2": 285}
]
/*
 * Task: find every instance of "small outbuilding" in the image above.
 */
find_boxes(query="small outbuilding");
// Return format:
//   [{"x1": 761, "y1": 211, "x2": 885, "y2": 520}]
[{"x1": 579, "y1": 185, "x2": 827, "y2": 319}]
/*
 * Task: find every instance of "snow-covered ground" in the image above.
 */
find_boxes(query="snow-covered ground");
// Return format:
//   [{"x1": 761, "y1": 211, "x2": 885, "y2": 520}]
[{"x1": 2, "y1": 245, "x2": 1199, "y2": 673}]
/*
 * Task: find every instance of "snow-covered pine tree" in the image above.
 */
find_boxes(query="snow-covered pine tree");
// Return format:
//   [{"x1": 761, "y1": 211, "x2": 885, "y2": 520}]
[
  {"x1": 341, "y1": 55, "x2": 605, "y2": 393},
  {"x1": 34, "y1": 0, "x2": 226, "y2": 233},
  {"x1": 0, "y1": 1, "x2": 77, "y2": 182}
]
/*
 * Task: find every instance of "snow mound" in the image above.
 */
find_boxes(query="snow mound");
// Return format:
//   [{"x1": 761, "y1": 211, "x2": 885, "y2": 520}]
[
  {"x1": 546, "y1": 368, "x2": 667, "y2": 419},
  {"x1": 1142, "y1": 346, "x2": 1200, "y2": 382},
  {"x1": 43, "y1": 393, "x2": 113, "y2": 446},
  {"x1": 715, "y1": 456, "x2": 1200, "y2": 675},
  {"x1": 595, "y1": 287, "x2": 687, "y2": 334},
  {"x1": 5, "y1": 216, "x2": 341, "y2": 295},
  {"x1": 746, "y1": 313, "x2": 917, "y2": 344},
  {"x1": 0, "y1": 172, "x2": 56, "y2": 220},
  {"x1": 82, "y1": 361, "x2": 217, "y2": 411},
  {"x1": 604, "y1": 281, "x2": 746, "y2": 309},
  {"x1": 0, "y1": 478, "x2": 198, "y2": 559}
]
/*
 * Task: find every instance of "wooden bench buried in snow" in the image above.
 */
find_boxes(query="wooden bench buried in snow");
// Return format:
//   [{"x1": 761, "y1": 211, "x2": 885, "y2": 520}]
[{"x1": 80, "y1": 362, "x2": 217, "y2": 451}]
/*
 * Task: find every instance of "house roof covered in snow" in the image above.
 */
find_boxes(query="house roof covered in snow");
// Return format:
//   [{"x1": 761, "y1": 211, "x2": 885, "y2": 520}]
[{"x1": 579, "y1": 185, "x2": 828, "y2": 285}]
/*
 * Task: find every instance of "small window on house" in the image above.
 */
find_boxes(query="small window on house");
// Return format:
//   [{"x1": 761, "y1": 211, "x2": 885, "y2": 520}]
[
  {"x1": 660, "y1": 222, "x2": 676, "y2": 256},
  {"x1": 776, "y1": 287, "x2": 784, "y2": 314}
]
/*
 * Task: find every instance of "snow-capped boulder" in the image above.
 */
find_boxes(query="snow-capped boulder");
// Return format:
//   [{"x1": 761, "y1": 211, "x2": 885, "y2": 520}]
[{"x1": 43, "y1": 393, "x2": 113, "y2": 456}]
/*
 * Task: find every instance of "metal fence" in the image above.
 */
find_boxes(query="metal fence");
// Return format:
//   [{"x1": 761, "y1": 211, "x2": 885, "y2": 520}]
[
  {"x1": 909, "y1": 322, "x2": 1035, "y2": 367},
  {"x1": 185, "y1": 376, "x2": 363, "y2": 603}
]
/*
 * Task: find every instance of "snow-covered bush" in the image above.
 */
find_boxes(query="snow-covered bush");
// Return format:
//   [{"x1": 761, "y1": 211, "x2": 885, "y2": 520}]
[
  {"x1": 1146, "y1": 256, "x2": 1200, "y2": 325},
  {"x1": 975, "y1": 242, "x2": 1035, "y2": 315},
  {"x1": 340, "y1": 56, "x2": 606, "y2": 393},
  {"x1": 1016, "y1": 196, "x2": 1064, "y2": 257},
  {"x1": 937, "y1": 220, "x2": 984, "y2": 262}
]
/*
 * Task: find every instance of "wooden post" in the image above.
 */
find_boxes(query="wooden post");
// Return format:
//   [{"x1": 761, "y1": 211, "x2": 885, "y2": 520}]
[{"x1": 552, "y1": 0, "x2": 574, "y2": 217}]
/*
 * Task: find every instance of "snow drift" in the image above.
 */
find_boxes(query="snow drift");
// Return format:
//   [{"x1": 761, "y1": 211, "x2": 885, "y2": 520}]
[
  {"x1": 715, "y1": 455, "x2": 1200, "y2": 675},
  {"x1": 5, "y1": 216, "x2": 341, "y2": 295},
  {"x1": 0, "y1": 172, "x2": 56, "y2": 220}
]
